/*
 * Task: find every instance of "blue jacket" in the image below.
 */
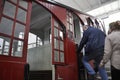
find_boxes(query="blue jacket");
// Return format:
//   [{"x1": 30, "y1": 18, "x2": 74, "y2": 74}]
[{"x1": 77, "y1": 26, "x2": 106, "y2": 59}]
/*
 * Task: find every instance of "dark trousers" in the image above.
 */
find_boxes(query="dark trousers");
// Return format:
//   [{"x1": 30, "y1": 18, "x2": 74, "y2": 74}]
[{"x1": 111, "y1": 65, "x2": 120, "y2": 80}]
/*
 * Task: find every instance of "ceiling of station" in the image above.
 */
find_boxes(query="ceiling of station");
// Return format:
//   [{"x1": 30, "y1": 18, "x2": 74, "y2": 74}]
[
  {"x1": 48, "y1": 0, "x2": 119, "y2": 18},
  {"x1": 74, "y1": 0, "x2": 117, "y2": 12},
  {"x1": 87, "y1": 0, "x2": 120, "y2": 18}
]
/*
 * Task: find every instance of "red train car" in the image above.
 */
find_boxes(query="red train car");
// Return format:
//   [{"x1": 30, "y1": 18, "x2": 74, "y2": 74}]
[{"x1": 0, "y1": 0, "x2": 105, "y2": 80}]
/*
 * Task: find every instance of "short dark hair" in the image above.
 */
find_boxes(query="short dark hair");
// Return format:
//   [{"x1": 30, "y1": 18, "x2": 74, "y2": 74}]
[
  {"x1": 109, "y1": 21, "x2": 120, "y2": 31},
  {"x1": 114, "y1": 21, "x2": 120, "y2": 30},
  {"x1": 109, "y1": 22, "x2": 116, "y2": 31}
]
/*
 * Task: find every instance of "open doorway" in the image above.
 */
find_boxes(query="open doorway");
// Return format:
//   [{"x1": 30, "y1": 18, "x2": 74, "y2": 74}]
[
  {"x1": 73, "y1": 14, "x2": 86, "y2": 80},
  {"x1": 73, "y1": 14, "x2": 83, "y2": 44},
  {"x1": 27, "y1": 2, "x2": 52, "y2": 80}
]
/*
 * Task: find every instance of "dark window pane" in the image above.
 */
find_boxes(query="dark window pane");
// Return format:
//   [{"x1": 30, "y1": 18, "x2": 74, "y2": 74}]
[
  {"x1": 3, "y1": 1, "x2": 16, "y2": 18},
  {"x1": 14, "y1": 22, "x2": 25, "y2": 39},
  {"x1": 16, "y1": 8, "x2": 27, "y2": 23},
  {"x1": 0, "y1": 17, "x2": 13, "y2": 35},
  {"x1": 19, "y1": 0, "x2": 28, "y2": 9}
]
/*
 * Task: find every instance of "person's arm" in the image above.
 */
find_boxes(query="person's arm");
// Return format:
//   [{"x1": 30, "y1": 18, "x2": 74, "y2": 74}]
[
  {"x1": 100, "y1": 36, "x2": 112, "y2": 67},
  {"x1": 77, "y1": 31, "x2": 88, "y2": 54}
]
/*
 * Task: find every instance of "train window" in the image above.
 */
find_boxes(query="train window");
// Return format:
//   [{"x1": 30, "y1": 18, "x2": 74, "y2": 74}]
[
  {"x1": 11, "y1": 0, "x2": 17, "y2": 4},
  {"x1": 54, "y1": 20, "x2": 59, "y2": 27},
  {"x1": 60, "y1": 52, "x2": 64, "y2": 62},
  {"x1": 68, "y1": 31, "x2": 73, "y2": 39},
  {"x1": 3, "y1": 1, "x2": 16, "y2": 18},
  {"x1": 14, "y1": 22, "x2": 25, "y2": 39},
  {"x1": 11, "y1": 40, "x2": 23, "y2": 57},
  {"x1": 59, "y1": 31, "x2": 63, "y2": 40},
  {"x1": 54, "y1": 38, "x2": 59, "y2": 49},
  {"x1": 67, "y1": 11, "x2": 74, "y2": 40},
  {"x1": 54, "y1": 50, "x2": 59, "y2": 62},
  {"x1": 28, "y1": 33, "x2": 43, "y2": 49},
  {"x1": 86, "y1": 17, "x2": 94, "y2": 26},
  {"x1": 73, "y1": 13, "x2": 84, "y2": 44},
  {"x1": 16, "y1": 8, "x2": 27, "y2": 23},
  {"x1": 0, "y1": 36, "x2": 10, "y2": 56},
  {"x1": 95, "y1": 19, "x2": 100, "y2": 28},
  {"x1": 54, "y1": 28, "x2": 58, "y2": 37},
  {"x1": 99, "y1": 20, "x2": 106, "y2": 32},
  {"x1": 19, "y1": 0, "x2": 28, "y2": 9},
  {"x1": 53, "y1": 19, "x2": 65, "y2": 63},
  {"x1": 60, "y1": 40, "x2": 64, "y2": 51},
  {"x1": 70, "y1": 24, "x2": 73, "y2": 32},
  {"x1": 0, "y1": 17, "x2": 13, "y2": 35}
]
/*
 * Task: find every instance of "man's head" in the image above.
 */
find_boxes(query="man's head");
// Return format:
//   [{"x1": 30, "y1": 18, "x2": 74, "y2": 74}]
[
  {"x1": 82, "y1": 25, "x2": 88, "y2": 31},
  {"x1": 109, "y1": 21, "x2": 120, "y2": 33}
]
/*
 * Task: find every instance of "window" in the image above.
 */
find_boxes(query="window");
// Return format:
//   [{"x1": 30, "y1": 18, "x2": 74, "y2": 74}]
[
  {"x1": 11, "y1": 40, "x2": 23, "y2": 57},
  {"x1": 0, "y1": 36, "x2": 10, "y2": 56},
  {"x1": 28, "y1": 33, "x2": 43, "y2": 49},
  {"x1": 86, "y1": 17, "x2": 94, "y2": 26},
  {"x1": 0, "y1": 0, "x2": 29, "y2": 58},
  {"x1": 0, "y1": 17, "x2": 13, "y2": 35},
  {"x1": 53, "y1": 20, "x2": 65, "y2": 63},
  {"x1": 67, "y1": 11, "x2": 74, "y2": 40}
]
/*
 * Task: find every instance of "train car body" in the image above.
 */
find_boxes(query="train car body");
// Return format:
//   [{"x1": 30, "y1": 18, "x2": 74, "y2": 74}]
[{"x1": 0, "y1": 0, "x2": 105, "y2": 80}]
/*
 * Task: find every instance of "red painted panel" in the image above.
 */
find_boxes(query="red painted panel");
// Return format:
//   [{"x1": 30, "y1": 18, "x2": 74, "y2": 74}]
[
  {"x1": 0, "y1": 61, "x2": 24, "y2": 80},
  {"x1": 74, "y1": 11, "x2": 88, "y2": 25},
  {"x1": 56, "y1": 64, "x2": 78, "y2": 80}
]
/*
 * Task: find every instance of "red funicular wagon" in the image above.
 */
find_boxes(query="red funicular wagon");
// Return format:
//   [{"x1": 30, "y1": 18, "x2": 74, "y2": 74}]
[{"x1": 0, "y1": 0, "x2": 105, "y2": 80}]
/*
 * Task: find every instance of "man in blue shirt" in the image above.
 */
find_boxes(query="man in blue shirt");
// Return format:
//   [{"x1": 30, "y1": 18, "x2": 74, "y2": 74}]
[{"x1": 77, "y1": 25, "x2": 108, "y2": 80}]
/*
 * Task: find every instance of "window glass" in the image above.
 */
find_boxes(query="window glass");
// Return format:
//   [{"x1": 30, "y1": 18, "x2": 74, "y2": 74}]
[
  {"x1": 0, "y1": 17, "x2": 13, "y2": 35},
  {"x1": 70, "y1": 17, "x2": 72, "y2": 24},
  {"x1": 28, "y1": 33, "x2": 43, "y2": 49},
  {"x1": 3, "y1": 1, "x2": 16, "y2": 18},
  {"x1": 36, "y1": 37, "x2": 42, "y2": 47},
  {"x1": 70, "y1": 24, "x2": 73, "y2": 32},
  {"x1": 67, "y1": 15, "x2": 69, "y2": 22},
  {"x1": 67, "y1": 11, "x2": 74, "y2": 39},
  {"x1": 0, "y1": 36, "x2": 10, "y2": 56},
  {"x1": 67, "y1": 22, "x2": 70, "y2": 30},
  {"x1": 10, "y1": 0, "x2": 17, "y2": 4},
  {"x1": 59, "y1": 31, "x2": 63, "y2": 40},
  {"x1": 28, "y1": 33, "x2": 37, "y2": 49},
  {"x1": 16, "y1": 8, "x2": 26, "y2": 23},
  {"x1": 60, "y1": 41, "x2": 64, "y2": 51},
  {"x1": 19, "y1": 0, "x2": 28, "y2": 9},
  {"x1": 14, "y1": 22, "x2": 25, "y2": 39},
  {"x1": 54, "y1": 38, "x2": 59, "y2": 49},
  {"x1": 54, "y1": 50, "x2": 59, "y2": 62},
  {"x1": 53, "y1": 20, "x2": 65, "y2": 64},
  {"x1": 69, "y1": 12, "x2": 72, "y2": 17},
  {"x1": 50, "y1": 34, "x2": 52, "y2": 43},
  {"x1": 11, "y1": 40, "x2": 23, "y2": 57},
  {"x1": 68, "y1": 30, "x2": 73, "y2": 39},
  {"x1": 54, "y1": 28, "x2": 58, "y2": 37},
  {"x1": 60, "y1": 52, "x2": 64, "y2": 62},
  {"x1": 54, "y1": 20, "x2": 58, "y2": 27}
]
